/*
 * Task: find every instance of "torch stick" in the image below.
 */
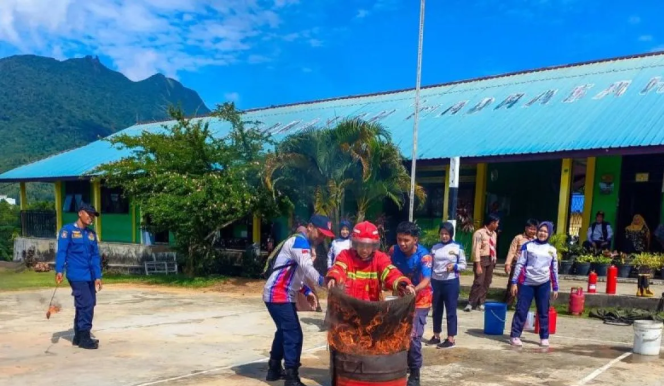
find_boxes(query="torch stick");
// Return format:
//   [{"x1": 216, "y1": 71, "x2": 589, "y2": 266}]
[{"x1": 46, "y1": 283, "x2": 60, "y2": 319}]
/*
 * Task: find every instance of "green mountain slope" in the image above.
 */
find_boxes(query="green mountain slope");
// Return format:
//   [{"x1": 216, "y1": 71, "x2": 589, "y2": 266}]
[{"x1": 0, "y1": 54, "x2": 210, "y2": 174}]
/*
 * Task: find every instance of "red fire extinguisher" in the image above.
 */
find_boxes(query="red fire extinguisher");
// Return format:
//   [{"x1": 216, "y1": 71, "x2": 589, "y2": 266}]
[
  {"x1": 606, "y1": 265, "x2": 618, "y2": 295},
  {"x1": 569, "y1": 287, "x2": 585, "y2": 315},
  {"x1": 534, "y1": 307, "x2": 557, "y2": 335},
  {"x1": 588, "y1": 271, "x2": 598, "y2": 294}
]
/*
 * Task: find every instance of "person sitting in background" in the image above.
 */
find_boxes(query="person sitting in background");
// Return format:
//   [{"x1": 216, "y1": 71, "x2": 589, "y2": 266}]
[
  {"x1": 624, "y1": 214, "x2": 650, "y2": 254},
  {"x1": 583, "y1": 211, "x2": 613, "y2": 253},
  {"x1": 327, "y1": 220, "x2": 353, "y2": 269}
]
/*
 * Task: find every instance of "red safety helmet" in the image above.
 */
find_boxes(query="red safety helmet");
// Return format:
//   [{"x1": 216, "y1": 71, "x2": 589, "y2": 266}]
[{"x1": 352, "y1": 221, "x2": 381, "y2": 244}]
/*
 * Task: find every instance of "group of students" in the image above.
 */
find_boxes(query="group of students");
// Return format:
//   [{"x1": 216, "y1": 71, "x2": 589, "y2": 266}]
[{"x1": 262, "y1": 214, "x2": 560, "y2": 386}]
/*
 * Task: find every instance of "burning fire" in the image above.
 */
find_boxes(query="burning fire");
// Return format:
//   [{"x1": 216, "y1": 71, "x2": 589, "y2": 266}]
[{"x1": 326, "y1": 289, "x2": 414, "y2": 356}]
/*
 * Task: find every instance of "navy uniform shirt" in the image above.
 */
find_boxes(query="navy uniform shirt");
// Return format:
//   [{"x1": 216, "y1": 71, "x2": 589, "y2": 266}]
[{"x1": 55, "y1": 223, "x2": 102, "y2": 282}]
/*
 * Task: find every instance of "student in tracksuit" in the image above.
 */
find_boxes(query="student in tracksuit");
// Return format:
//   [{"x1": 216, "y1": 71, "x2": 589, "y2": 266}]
[
  {"x1": 509, "y1": 221, "x2": 559, "y2": 348},
  {"x1": 263, "y1": 215, "x2": 334, "y2": 386},
  {"x1": 55, "y1": 203, "x2": 103, "y2": 350},
  {"x1": 327, "y1": 220, "x2": 353, "y2": 269},
  {"x1": 389, "y1": 221, "x2": 432, "y2": 386},
  {"x1": 426, "y1": 222, "x2": 466, "y2": 349}
]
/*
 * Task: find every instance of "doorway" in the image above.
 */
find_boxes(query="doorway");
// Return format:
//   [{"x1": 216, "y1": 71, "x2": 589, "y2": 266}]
[{"x1": 616, "y1": 154, "x2": 664, "y2": 252}]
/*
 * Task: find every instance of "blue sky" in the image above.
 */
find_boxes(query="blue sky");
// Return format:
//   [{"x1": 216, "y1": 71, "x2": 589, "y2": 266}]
[{"x1": 0, "y1": 0, "x2": 662, "y2": 110}]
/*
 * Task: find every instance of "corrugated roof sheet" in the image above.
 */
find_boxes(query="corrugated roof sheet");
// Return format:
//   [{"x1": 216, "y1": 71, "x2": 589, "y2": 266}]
[{"x1": 3, "y1": 52, "x2": 664, "y2": 182}]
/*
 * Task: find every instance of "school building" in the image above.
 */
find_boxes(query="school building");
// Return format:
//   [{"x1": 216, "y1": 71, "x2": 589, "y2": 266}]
[{"x1": 2, "y1": 51, "x2": 664, "y2": 265}]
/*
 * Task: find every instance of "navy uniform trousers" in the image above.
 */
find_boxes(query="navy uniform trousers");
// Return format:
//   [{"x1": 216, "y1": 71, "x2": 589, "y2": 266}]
[{"x1": 70, "y1": 281, "x2": 97, "y2": 332}]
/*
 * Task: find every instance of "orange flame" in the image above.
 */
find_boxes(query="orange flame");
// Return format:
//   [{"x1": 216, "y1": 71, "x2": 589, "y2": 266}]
[{"x1": 327, "y1": 293, "x2": 413, "y2": 355}]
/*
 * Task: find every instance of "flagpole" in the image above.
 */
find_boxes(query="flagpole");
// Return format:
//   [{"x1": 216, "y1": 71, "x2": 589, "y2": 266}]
[{"x1": 408, "y1": 0, "x2": 426, "y2": 222}]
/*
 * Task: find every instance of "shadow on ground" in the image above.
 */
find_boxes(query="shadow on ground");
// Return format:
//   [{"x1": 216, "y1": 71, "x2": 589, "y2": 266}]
[{"x1": 231, "y1": 362, "x2": 330, "y2": 385}]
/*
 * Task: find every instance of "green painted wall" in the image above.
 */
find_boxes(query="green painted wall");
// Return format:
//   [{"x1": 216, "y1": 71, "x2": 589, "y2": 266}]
[
  {"x1": 102, "y1": 214, "x2": 133, "y2": 243},
  {"x1": 590, "y1": 156, "x2": 622, "y2": 248},
  {"x1": 486, "y1": 160, "x2": 561, "y2": 260}
]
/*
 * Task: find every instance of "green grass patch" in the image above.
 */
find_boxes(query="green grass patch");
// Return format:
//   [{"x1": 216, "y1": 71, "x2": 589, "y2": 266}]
[{"x1": 0, "y1": 270, "x2": 228, "y2": 291}]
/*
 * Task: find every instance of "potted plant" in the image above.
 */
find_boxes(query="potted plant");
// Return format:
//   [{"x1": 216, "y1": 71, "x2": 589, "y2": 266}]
[
  {"x1": 574, "y1": 254, "x2": 594, "y2": 276},
  {"x1": 592, "y1": 255, "x2": 612, "y2": 277},
  {"x1": 550, "y1": 234, "x2": 572, "y2": 274},
  {"x1": 632, "y1": 253, "x2": 661, "y2": 276},
  {"x1": 560, "y1": 243, "x2": 583, "y2": 275},
  {"x1": 616, "y1": 253, "x2": 635, "y2": 278}
]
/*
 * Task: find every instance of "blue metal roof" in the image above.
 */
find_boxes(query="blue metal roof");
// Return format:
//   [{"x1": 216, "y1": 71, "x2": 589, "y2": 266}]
[{"x1": 3, "y1": 52, "x2": 664, "y2": 182}]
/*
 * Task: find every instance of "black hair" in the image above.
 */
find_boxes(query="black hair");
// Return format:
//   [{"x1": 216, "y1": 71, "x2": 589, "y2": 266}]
[
  {"x1": 525, "y1": 218, "x2": 539, "y2": 228},
  {"x1": 439, "y1": 222, "x2": 455, "y2": 239},
  {"x1": 396, "y1": 221, "x2": 420, "y2": 237},
  {"x1": 484, "y1": 213, "x2": 500, "y2": 226}
]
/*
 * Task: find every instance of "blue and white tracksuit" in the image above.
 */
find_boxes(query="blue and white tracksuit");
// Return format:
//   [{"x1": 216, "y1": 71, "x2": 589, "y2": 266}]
[
  {"x1": 430, "y1": 241, "x2": 466, "y2": 337},
  {"x1": 327, "y1": 238, "x2": 351, "y2": 269},
  {"x1": 263, "y1": 234, "x2": 323, "y2": 369},
  {"x1": 510, "y1": 240, "x2": 559, "y2": 339}
]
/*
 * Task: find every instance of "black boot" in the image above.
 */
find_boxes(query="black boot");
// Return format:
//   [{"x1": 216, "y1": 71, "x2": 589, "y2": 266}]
[
  {"x1": 72, "y1": 327, "x2": 80, "y2": 346},
  {"x1": 407, "y1": 368, "x2": 421, "y2": 386},
  {"x1": 77, "y1": 331, "x2": 99, "y2": 350},
  {"x1": 266, "y1": 359, "x2": 285, "y2": 381},
  {"x1": 284, "y1": 368, "x2": 307, "y2": 386}
]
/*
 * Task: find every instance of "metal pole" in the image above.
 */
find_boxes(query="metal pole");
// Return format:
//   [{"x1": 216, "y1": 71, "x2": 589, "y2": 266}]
[
  {"x1": 408, "y1": 0, "x2": 426, "y2": 222},
  {"x1": 447, "y1": 157, "x2": 460, "y2": 239}
]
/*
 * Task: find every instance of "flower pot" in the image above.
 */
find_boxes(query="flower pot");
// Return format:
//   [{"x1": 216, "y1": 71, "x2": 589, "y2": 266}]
[
  {"x1": 594, "y1": 263, "x2": 609, "y2": 277},
  {"x1": 575, "y1": 262, "x2": 591, "y2": 276},
  {"x1": 560, "y1": 260, "x2": 574, "y2": 275},
  {"x1": 617, "y1": 264, "x2": 633, "y2": 278}
]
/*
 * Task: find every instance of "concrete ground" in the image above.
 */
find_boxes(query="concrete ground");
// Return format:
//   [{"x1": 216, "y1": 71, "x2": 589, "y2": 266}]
[{"x1": 0, "y1": 283, "x2": 663, "y2": 386}]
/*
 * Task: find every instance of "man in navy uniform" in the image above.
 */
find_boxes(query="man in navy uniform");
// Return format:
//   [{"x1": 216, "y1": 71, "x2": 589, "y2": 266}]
[{"x1": 55, "y1": 203, "x2": 103, "y2": 350}]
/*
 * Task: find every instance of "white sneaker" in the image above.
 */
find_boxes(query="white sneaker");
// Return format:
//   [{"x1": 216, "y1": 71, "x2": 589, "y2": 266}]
[
  {"x1": 464, "y1": 304, "x2": 472, "y2": 312},
  {"x1": 540, "y1": 339, "x2": 550, "y2": 347},
  {"x1": 479, "y1": 304, "x2": 485, "y2": 311},
  {"x1": 510, "y1": 337, "x2": 523, "y2": 347}
]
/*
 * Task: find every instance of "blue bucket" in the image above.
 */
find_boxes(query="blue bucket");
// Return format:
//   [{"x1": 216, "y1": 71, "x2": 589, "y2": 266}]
[{"x1": 483, "y1": 302, "x2": 507, "y2": 335}]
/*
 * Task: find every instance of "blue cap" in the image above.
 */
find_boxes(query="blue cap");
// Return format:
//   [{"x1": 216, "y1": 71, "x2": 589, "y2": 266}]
[
  {"x1": 310, "y1": 214, "x2": 335, "y2": 238},
  {"x1": 78, "y1": 203, "x2": 100, "y2": 217}
]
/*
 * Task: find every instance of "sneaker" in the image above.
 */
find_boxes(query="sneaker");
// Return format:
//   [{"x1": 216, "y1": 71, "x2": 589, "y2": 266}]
[
  {"x1": 464, "y1": 304, "x2": 472, "y2": 312},
  {"x1": 510, "y1": 337, "x2": 523, "y2": 347},
  {"x1": 437, "y1": 339, "x2": 456, "y2": 349},
  {"x1": 540, "y1": 339, "x2": 550, "y2": 347},
  {"x1": 479, "y1": 304, "x2": 485, "y2": 311},
  {"x1": 425, "y1": 336, "x2": 441, "y2": 345}
]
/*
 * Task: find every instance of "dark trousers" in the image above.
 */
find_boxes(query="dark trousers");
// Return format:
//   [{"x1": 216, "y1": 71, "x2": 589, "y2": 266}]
[
  {"x1": 70, "y1": 281, "x2": 96, "y2": 332},
  {"x1": 265, "y1": 302, "x2": 303, "y2": 369},
  {"x1": 510, "y1": 282, "x2": 551, "y2": 339},
  {"x1": 504, "y1": 262, "x2": 517, "y2": 306},
  {"x1": 432, "y1": 278, "x2": 459, "y2": 337},
  {"x1": 408, "y1": 308, "x2": 429, "y2": 370},
  {"x1": 468, "y1": 256, "x2": 494, "y2": 307},
  {"x1": 582, "y1": 240, "x2": 609, "y2": 253}
]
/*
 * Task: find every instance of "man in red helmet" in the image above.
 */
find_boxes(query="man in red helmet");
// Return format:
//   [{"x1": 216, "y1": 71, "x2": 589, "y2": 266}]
[{"x1": 326, "y1": 221, "x2": 415, "y2": 301}]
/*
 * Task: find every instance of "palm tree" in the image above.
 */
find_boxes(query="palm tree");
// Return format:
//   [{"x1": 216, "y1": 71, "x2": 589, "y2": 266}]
[
  {"x1": 348, "y1": 137, "x2": 426, "y2": 222},
  {"x1": 264, "y1": 118, "x2": 424, "y2": 227}
]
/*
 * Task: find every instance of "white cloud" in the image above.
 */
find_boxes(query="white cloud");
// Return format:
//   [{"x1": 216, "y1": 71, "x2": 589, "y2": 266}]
[
  {"x1": 639, "y1": 35, "x2": 653, "y2": 42},
  {"x1": 356, "y1": 9, "x2": 370, "y2": 18},
  {"x1": 224, "y1": 92, "x2": 240, "y2": 102},
  {"x1": 309, "y1": 38, "x2": 323, "y2": 47},
  {"x1": 248, "y1": 54, "x2": 271, "y2": 64},
  {"x1": 0, "y1": 0, "x2": 301, "y2": 81},
  {"x1": 628, "y1": 15, "x2": 641, "y2": 25}
]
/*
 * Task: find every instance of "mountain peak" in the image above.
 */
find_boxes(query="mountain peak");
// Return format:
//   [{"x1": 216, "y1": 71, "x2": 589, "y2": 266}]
[{"x1": 0, "y1": 54, "x2": 211, "y2": 173}]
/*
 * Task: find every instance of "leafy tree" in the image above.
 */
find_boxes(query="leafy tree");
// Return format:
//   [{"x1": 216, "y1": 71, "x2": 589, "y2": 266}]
[
  {"x1": 93, "y1": 104, "x2": 291, "y2": 276},
  {"x1": 265, "y1": 118, "x2": 425, "y2": 226},
  {"x1": 0, "y1": 201, "x2": 20, "y2": 261}
]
